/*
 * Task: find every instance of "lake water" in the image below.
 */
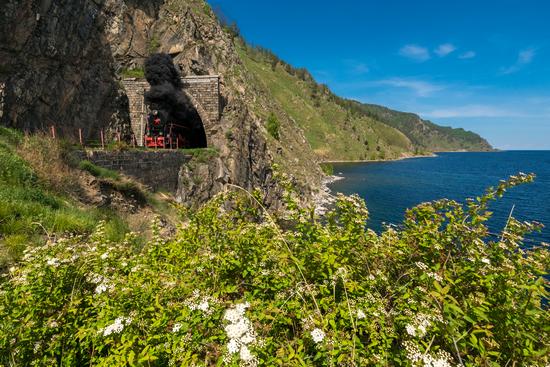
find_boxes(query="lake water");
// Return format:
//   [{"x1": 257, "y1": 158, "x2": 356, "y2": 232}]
[{"x1": 328, "y1": 151, "x2": 550, "y2": 244}]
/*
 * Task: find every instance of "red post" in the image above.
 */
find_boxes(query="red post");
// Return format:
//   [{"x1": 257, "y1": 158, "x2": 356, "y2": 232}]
[
  {"x1": 100, "y1": 130, "x2": 105, "y2": 150},
  {"x1": 78, "y1": 128, "x2": 83, "y2": 146},
  {"x1": 50, "y1": 126, "x2": 56, "y2": 139}
]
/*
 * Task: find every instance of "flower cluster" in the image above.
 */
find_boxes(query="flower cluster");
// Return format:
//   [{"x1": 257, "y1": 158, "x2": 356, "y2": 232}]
[
  {"x1": 185, "y1": 289, "x2": 214, "y2": 315},
  {"x1": 223, "y1": 302, "x2": 257, "y2": 366},
  {"x1": 403, "y1": 341, "x2": 454, "y2": 367},
  {"x1": 405, "y1": 312, "x2": 435, "y2": 338},
  {"x1": 88, "y1": 273, "x2": 114, "y2": 295},
  {"x1": 310, "y1": 328, "x2": 325, "y2": 344},
  {"x1": 100, "y1": 316, "x2": 132, "y2": 337}
]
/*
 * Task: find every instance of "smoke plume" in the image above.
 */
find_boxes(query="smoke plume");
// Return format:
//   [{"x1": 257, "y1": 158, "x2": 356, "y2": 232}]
[{"x1": 144, "y1": 53, "x2": 206, "y2": 147}]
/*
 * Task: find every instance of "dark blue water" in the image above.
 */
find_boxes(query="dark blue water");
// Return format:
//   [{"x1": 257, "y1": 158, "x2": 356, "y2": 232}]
[{"x1": 329, "y1": 151, "x2": 550, "y2": 244}]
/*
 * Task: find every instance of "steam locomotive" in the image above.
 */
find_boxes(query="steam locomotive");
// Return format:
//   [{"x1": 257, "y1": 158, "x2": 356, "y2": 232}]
[{"x1": 144, "y1": 110, "x2": 186, "y2": 149}]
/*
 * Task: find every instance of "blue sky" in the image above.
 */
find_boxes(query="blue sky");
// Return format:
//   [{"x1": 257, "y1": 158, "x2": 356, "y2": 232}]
[{"x1": 207, "y1": 0, "x2": 550, "y2": 150}]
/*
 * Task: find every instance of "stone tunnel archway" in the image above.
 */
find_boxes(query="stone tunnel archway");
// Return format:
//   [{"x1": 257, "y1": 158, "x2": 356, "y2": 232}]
[{"x1": 122, "y1": 75, "x2": 220, "y2": 147}]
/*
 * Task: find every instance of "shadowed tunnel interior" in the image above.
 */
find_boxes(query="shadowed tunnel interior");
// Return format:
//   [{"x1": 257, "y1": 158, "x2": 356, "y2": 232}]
[{"x1": 144, "y1": 53, "x2": 207, "y2": 149}]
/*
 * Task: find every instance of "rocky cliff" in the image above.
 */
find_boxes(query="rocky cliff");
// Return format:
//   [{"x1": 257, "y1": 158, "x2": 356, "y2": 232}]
[{"x1": 0, "y1": 0, "x2": 324, "y2": 207}]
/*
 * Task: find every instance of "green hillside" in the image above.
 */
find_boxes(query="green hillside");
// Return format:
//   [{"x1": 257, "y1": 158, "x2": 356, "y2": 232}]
[
  {"x1": 237, "y1": 42, "x2": 492, "y2": 161},
  {"x1": 338, "y1": 102, "x2": 494, "y2": 152},
  {"x1": 238, "y1": 43, "x2": 413, "y2": 161}
]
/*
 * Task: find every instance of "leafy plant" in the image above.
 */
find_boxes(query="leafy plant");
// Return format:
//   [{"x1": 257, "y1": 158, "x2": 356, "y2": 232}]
[
  {"x1": 148, "y1": 36, "x2": 161, "y2": 55},
  {"x1": 1, "y1": 173, "x2": 548, "y2": 366},
  {"x1": 319, "y1": 162, "x2": 334, "y2": 176},
  {"x1": 266, "y1": 113, "x2": 280, "y2": 140}
]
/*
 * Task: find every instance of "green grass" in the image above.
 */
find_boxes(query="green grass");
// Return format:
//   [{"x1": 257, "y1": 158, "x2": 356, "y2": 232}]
[
  {"x1": 120, "y1": 68, "x2": 145, "y2": 79},
  {"x1": 79, "y1": 160, "x2": 120, "y2": 180},
  {"x1": 0, "y1": 131, "x2": 129, "y2": 267}
]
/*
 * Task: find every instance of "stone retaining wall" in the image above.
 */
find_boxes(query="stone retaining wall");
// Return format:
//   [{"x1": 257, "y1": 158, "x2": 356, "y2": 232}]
[{"x1": 76, "y1": 150, "x2": 191, "y2": 192}]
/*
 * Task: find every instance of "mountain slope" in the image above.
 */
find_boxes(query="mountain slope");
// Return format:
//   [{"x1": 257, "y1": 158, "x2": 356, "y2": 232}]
[{"x1": 337, "y1": 101, "x2": 494, "y2": 152}]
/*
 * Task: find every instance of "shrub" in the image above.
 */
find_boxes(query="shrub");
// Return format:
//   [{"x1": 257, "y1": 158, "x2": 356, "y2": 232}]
[
  {"x1": 121, "y1": 68, "x2": 145, "y2": 79},
  {"x1": 266, "y1": 113, "x2": 280, "y2": 140},
  {"x1": 148, "y1": 37, "x2": 161, "y2": 55},
  {"x1": 319, "y1": 162, "x2": 334, "y2": 176},
  {"x1": 0, "y1": 173, "x2": 548, "y2": 366}
]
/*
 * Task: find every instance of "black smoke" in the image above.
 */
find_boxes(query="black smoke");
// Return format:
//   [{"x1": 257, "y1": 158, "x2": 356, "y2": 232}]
[{"x1": 144, "y1": 53, "x2": 207, "y2": 148}]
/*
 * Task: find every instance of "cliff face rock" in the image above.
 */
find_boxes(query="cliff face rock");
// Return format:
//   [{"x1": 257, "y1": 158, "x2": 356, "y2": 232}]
[
  {"x1": 0, "y1": 0, "x2": 133, "y2": 138},
  {"x1": 0, "y1": 0, "x2": 323, "y2": 207}
]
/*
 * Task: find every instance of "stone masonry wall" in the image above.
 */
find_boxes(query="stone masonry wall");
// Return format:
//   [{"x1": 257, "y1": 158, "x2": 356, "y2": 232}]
[
  {"x1": 76, "y1": 150, "x2": 191, "y2": 192},
  {"x1": 122, "y1": 75, "x2": 220, "y2": 146}
]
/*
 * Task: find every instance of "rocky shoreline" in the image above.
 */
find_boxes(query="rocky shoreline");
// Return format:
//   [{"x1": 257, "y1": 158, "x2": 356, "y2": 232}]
[
  {"x1": 313, "y1": 175, "x2": 344, "y2": 216},
  {"x1": 321, "y1": 152, "x2": 438, "y2": 164}
]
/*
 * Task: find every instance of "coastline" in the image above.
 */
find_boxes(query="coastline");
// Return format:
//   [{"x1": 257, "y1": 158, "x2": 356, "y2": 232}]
[{"x1": 321, "y1": 152, "x2": 437, "y2": 164}]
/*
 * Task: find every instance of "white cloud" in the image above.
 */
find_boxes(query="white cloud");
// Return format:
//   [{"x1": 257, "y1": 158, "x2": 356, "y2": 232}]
[
  {"x1": 518, "y1": 48, "x2": 535, "y2": 63},
  {"x1": 501, "y1": 48, "x2": 536, "y2": 74},
  {"x1": 353, "y1": 63, "x2": 370, "y2": 74},
  {"x1": 421, "y1": 104, "x2": 523, "y2": 118},
  {"x1": 434, "y1": 43, "x2": 457, "y2": 57},
  {"x1": 375, "y1": 78, "x2": 445, "y2": 97},
  {"x1": 459, "y1": 51, "x2": 476, "y2": 59},
  {"x1": 399, "y1": 44, "x2": 430, "y2": 62}
]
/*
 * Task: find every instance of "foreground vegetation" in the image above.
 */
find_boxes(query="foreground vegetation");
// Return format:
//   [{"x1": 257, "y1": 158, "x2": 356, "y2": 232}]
[
  {"x1": 1, "y1": 168, "x2": 548, "y2": 366},
  {"x1": 0, "y1": 128, "x2": 129, "y2": 267}
]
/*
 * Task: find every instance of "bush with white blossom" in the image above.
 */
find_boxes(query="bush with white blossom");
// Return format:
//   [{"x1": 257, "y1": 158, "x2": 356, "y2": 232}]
[{"x1": 0, "y1": 172, "x2": 548, "y2": 366}]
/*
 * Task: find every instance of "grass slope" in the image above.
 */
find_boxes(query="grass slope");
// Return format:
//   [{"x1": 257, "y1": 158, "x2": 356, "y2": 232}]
[
  {"x1": 0, "y1": 128, "x2": 131, "y2": 267},
  {"x1": 341, "y1": 102, "x2": 494, "y2": 152}
]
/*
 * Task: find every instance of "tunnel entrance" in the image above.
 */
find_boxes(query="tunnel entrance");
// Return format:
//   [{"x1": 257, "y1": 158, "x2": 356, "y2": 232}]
[
  {"x1": 142, "y1": 54, "x2": 210, "y2": 150},
  {"x1": 121, "y1": 75, "x2": 219, "y2": 148},
  {"x1": 169, "y1": 107, "x2": 207, "y2": 149},
  {"x1": 144, "y1": 104, "x2": 207, "y2": 149}
]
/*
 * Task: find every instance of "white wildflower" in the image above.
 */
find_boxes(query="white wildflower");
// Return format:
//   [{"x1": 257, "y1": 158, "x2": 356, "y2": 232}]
[
  {"x1": 172, "y1": 323, "x2": 181, "y2": 333},
  {"x1": 223, "y1": 302, "x2": 257, "y2": 365},
  {"x1": 415, "y1": 261, "x2": 428, "y2": 271},
  {"x1": 46, "y1": 258, "x2": 60, "y2": 267},
  {"x1": 196, "y1": 300, "x2": 209, "y2": 312},
  {"x1": 356, "y1": 309, "x2": 366, "y2": 320},
  {"x1": 88, "y1": 273, "x2": 103, "y2": 284},
  {"x1": 406, "y1": 313, "x2": 433, "y2": 338},
  {"x1": 239, "y1": 345, "x2": 254, "y2": 362},
  {"x1": 100, "y1": 252, "x2": 109, "y2": 260},
  {"x1": 481, "y1": 258, "x2": 491, "y2": 265},
  {"x1": 47, "y1": 320, "x2": 59, "y2": 328},
  {"x1": 427, "y1": 272, "x2": 443, "y2": 282},
  {"x1": 185, "y1": 290, "x2": 214, "y2": 315},
  {"x1": 94, "y1": 279, "x2": 114, "y2": 295},
  {"x1": 227, "y1": 338, "x2": 240, "y2": 354},
  {"x1": 310, "y1": 328, "x2": 325, "y2": 344},
  {"x1": 101, "y1": 316, "x2": 132, "y2": 337}
]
